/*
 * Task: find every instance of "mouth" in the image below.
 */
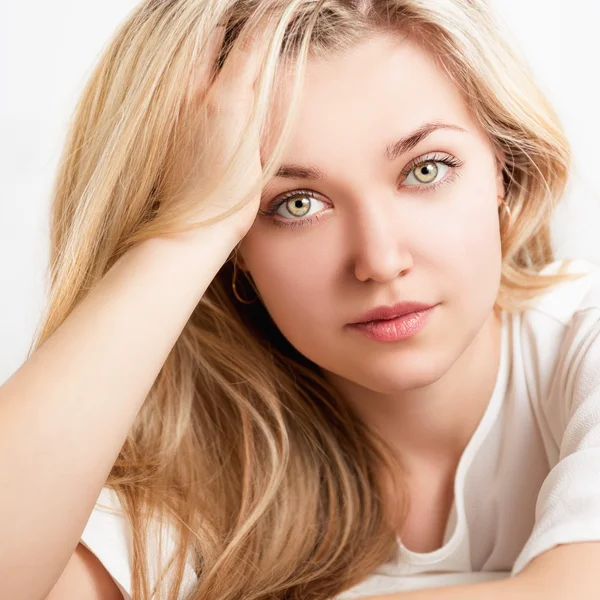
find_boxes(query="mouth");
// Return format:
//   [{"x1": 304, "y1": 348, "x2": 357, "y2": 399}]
[
  {"x1": 349, "y1": 302, "x2": 438, "y2": 326},
  {"x1": 347, "y1": 305, "x2": 438, "y2": 343}
]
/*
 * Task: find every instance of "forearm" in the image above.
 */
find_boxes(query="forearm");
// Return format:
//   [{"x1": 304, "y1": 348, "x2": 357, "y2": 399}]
[
  {"x1": 0, "y1": 226, "x2": 237, "y2": 600},
  {"x1": 366, "y1": 574, "x2": 545, "y2": 600}
]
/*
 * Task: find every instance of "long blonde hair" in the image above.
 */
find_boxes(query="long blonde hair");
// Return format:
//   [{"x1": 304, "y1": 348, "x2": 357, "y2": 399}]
[{"x1": 30, "y1": 0, "x2": 585, "y2": 598}]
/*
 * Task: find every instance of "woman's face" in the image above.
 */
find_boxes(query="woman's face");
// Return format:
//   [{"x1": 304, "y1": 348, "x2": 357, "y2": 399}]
[{"x1": 239, "y1": 32, "x2": 505, "y2": 394}]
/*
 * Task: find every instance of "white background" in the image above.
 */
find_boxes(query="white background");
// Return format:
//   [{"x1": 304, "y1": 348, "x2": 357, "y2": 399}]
[{"x1": 1, "y1": 1, "x2": 599, "y2": 382}]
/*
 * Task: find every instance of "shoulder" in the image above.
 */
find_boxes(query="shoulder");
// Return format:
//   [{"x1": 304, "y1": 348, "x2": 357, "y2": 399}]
[
  {"x1": 523, "y1": 258, "x2": 600, "y2": 324},
  {"x1": 512, "y1": 258, "x2": 600, "y2": 380},
  {"x1": 76, "y1": 487, "x2": 198, "y2": 600},
  {"x1": 511, "y1": 259, "x2": 600, "y2": 448},
  {"x1": 507, "y1": 262, "x2": 600, "y2": 577}
]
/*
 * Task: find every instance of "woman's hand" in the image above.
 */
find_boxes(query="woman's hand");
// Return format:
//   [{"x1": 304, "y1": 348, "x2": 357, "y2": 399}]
[{"x1": 160, "y1": 20, "x2": 273, "y2": 243}]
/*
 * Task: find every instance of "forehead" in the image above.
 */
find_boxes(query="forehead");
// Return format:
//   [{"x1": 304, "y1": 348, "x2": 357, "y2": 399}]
[{"x1": 263, "y1": 33, "x2": 479, "y2": 165}]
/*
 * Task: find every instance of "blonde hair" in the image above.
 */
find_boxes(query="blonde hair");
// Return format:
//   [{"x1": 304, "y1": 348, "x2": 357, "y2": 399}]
[{"x1": 30, "y1": 0, "x2": 585, "y2": 598}]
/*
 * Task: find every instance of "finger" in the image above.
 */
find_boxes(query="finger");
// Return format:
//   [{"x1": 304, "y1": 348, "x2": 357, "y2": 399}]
[
  {"x1": 205, "y1": 25, "x2": 228, "y2": 81},
  {"x1": 214, "y1": 21, "x2": 274, "y2": 93},
  {"x1": 186, "y1": 25, "x2": 227, "y2": 105}
]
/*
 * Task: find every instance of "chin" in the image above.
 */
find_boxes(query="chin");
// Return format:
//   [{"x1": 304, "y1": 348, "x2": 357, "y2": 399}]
[{"x1": 344, "y1": 356, "x2": 447, "y2": 394}]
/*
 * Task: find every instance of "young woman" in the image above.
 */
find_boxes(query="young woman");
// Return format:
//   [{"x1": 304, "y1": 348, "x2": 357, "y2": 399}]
[{"x1": 2, "y1": 0, "x2": 600, "y2": 599}]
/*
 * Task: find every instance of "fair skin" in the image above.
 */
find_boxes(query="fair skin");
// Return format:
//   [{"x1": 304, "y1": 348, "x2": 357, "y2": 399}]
[
  {"x1": 236, "y1": 30, "x2": 600, "y2": 597},
  {"x1": 239, "y1": 32, "x2": 504, "y2": 551},
  {"x1": 45, "y1": 540, "x2": 600, "y2": 599},
  {"x1": 43, "y1": 29, "x2": 600, "y2": 600}
]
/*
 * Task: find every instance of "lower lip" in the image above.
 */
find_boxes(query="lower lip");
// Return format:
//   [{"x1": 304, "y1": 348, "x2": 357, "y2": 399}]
[{"x1": 349, "y1": 306, "x2": 436, "y2": 343}]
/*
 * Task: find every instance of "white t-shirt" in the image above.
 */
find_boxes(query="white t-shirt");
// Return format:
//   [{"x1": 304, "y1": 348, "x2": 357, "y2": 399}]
[{"x1": 80, "y1": 258, "x2": 600, "y2": 599}]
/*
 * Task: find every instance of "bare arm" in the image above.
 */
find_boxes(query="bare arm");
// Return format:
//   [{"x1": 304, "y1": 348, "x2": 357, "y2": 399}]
[
  {"x1": 0, "y1": 15, "x2": 273, "y2": 598},
  {"x1": 46, "y1": 543, "x2": 124, "y2": 600},
  {"x1": 0, "y1": 227, "x2": 238, "y2": 600},
  {"x1": 362, "y1": 543, "x2": 600, "y2": 600}
]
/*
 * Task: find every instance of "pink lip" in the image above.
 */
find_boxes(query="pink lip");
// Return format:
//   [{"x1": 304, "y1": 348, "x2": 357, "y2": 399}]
[
  {"x1": 348, "y1": 305, "x2": 437, "y2": 343},
  {"x1": 350, "y1": 301, "x2": 437, "y2": 325}
]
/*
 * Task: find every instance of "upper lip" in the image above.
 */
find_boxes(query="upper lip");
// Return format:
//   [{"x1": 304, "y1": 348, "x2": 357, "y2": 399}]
[{"x1": 349, "y1": 301, "x2": 437, "y2": 325}]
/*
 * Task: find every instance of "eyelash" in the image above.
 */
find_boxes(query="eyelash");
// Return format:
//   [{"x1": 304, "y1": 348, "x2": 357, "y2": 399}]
[{"x1": 259, "y1": 152, "x2": 465, "y2": 230}]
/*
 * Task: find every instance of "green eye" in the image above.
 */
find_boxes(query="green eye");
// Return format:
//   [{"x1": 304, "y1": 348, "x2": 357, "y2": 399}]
[
  {"x1": 413, "y1": 161, "x2": 438, "y2": 184},
  {"x1": 285, "y1": 197, "x2": 311, "y2": 217}
]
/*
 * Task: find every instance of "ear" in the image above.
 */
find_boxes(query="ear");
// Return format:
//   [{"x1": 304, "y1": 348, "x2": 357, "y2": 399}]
[{"x1": 494, "y1": 148, "x2": 506, "y2": 202}]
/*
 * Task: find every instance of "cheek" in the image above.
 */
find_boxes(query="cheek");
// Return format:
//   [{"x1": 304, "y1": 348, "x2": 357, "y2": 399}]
[
  {"x1": 432, "y1": 191, "x2": 503, "y2": 305},
  {"x1": 427, "y1": 163, "x2": 501, "y2": 249},
  {"x1": 239, "y1": 234, "x2": 336, "y2": 335}
]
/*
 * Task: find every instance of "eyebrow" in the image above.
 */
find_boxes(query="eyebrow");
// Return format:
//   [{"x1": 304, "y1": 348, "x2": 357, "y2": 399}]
[{"x1": 274, "y1": 121, "x2": 467, "y2": 181}]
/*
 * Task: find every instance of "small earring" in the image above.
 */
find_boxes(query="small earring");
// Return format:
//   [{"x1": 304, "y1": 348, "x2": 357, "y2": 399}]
[
  {"x1": 498, "y1": 195, "x2": 512, "y2": 237},
  {"x1": 231, "y1": 258, "x2": 259, "y2": 304}
]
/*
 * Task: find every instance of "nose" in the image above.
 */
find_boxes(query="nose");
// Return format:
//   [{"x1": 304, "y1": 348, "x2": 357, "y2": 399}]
[{"x1": 351, "y1": 203, "x2": 414, "y2": 283}]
